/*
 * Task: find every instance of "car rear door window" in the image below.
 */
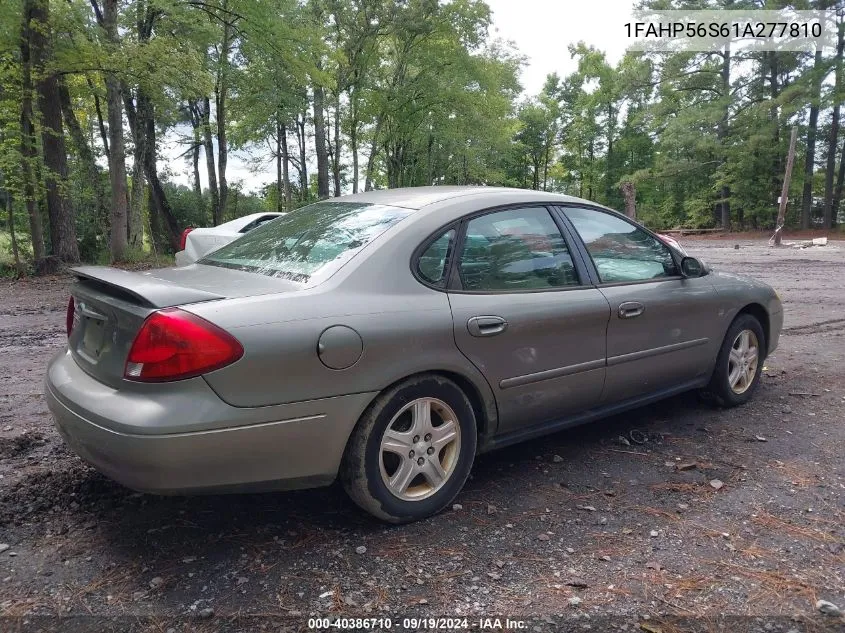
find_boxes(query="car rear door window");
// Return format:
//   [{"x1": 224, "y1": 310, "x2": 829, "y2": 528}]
[
  {"x1": 417, "y1": 229, "x2": 456, "y2": 286},
  {"x1": 565, "y1": 207, "x2": 678, "y2": 283},
  {"x1": 457, "y1": 207, "x2": 579, "y2": 291}
]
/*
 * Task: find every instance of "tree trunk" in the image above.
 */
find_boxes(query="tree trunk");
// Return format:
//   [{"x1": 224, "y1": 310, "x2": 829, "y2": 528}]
[
  {"x1": 187, "y1": 101, "x2": 205, "y2": 221},
  {"x1": 542, "y1": 142, "x2": 550, "y2": 192},
  {"x1": 605, "y1": 102, "x2": 614, "y2": 201},
  {"x1": 143, "y1": 106, "x2": 180, "y2": 250},
  {"x1": 275, "y1": 118, "x2": 283, "y2": 214},
  {"x1": 192, "y1": 144, "x2": 202, "y2": 209},
  {"x1": 280, "y1": 119, "x2": 291, "y2": 209},
  {"x1": 350, "y1": 96, "x2": 359, "y2": 193},
  {"x1": 201, "y1": 97, "x2": 220, "y2": 224},
  {"x1": 325, "y1": 114, "x2": 335, "y2": 191},
  {"x1": 105, "y1": 80, "x2": 129, "y2": 258},
  {"x1": 123, "y1": 90, "x2": 180, "y2": 250},
  {"x1": 333, "y1": 100, "x2": 341, "y2": 196},
  {"x1": 364, "y1": 116, "x2": 383, "y2": 191},
  {"x1": 30, "y1": 0, "x2": 79, "y2": 262},
  {"x1": 5, "y1": 193, "x2": 24, "y2": 276},
  {"x1": 717, "y1": 43, "x2": 731, "y2": 230},
  {"x1": 313, "y1": 84, "x2": 330, "y2": 198},
  {"x1": 427, "y1": 131, "x2": 434, "y2": 185},
  {"x1": 58, "y1": 78, "x2": 107, "y2": 231},
  {"x1": 87, "y1": 75, "x2": 109, "y2": 160},
  {"x1": 297, "y1": 112, "x2": 307, "y2": 199},
  {"x1": 127, "y1": 93, "x2": 146, "y2": 250},
  {"x1": 769, "y1": 51, "x2": 781, "y2": 220},
  {"x1": 101, "y1": 0, "x2": 129, "y2": 260},
  {"x1": 833, "y1": 133, "x2": 845, "y2": 224},
  {"x1": 385, "y1": 141, "x2": 399, "y2": 189},
  {"x1": 621, "y1": 181, "x2": 636, "y2": 220},
  {"x1": 129, "y1": 158, "x2": 145, "y2": 245},
  {"x1": 577, "y1": 143, "x2": 583, "y2": 198},
  {"x1": 127, "y1": 92, "x2": 150, "y2": 249},
  {"x1": 216, "y1": 9, "x2": 231, "y2": 221},
  {"x1": 801, "y1": 48, "x2": 824, "y2": 229},
  {"x1": 823, "y1": 20, "x2": 844, "y2": 229},
  {"x1": 19, "y1": 4, "x2": 45, "y2": 262},
  {"x1": 146, "y1": 181, "x2": 164, "y2": 256}
]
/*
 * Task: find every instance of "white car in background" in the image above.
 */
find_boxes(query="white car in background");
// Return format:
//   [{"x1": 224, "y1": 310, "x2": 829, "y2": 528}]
[{"x1": 175, "y1": 212, "x2": 284, "y2": 266}]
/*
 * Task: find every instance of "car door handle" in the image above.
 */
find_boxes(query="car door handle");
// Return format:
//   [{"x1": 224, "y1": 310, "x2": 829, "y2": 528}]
[
  {"x1": 467, "y1": 316, "x2": 508, "y2": 337},
  {"x1": 618, "y1": 302, "x2": 645, "y2": 319}
]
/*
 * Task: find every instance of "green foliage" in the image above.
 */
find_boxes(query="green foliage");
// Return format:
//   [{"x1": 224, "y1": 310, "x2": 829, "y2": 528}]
[{"x1": 1, "y1": 0, "x2": 843, "y2": 270}]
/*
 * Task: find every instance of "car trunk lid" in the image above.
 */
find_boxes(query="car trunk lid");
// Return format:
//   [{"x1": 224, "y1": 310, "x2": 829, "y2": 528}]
[{"x1": 67, "y1": 265, "x2": 300, "y2": 388}]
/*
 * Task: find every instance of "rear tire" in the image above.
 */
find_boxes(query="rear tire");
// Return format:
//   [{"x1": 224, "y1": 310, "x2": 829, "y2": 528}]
[
  {"x1": 340, "y1": 374, "x2": 477, "y2": 523},
  {"x1": 705, "y1": 314, "x2": 765, "y2": 407}
]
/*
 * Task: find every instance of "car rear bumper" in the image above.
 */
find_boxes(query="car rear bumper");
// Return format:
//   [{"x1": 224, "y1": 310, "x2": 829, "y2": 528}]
[{"x1": 45, "y1": 349, "x2": 376, "y2": 494}]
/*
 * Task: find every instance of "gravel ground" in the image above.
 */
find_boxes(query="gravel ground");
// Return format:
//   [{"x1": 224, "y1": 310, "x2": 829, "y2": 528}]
[{"x1": 0, "y1": 236, "x2": 843, "y2": 632}]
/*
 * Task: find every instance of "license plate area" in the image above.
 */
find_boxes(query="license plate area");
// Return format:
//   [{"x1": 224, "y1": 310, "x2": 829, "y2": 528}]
[
  {"x1": 80, "y1": 316, "x2": 106, "y2": 359},
  {"x1": 74, "y1": 300, "x2": 110, "y2": 362}
]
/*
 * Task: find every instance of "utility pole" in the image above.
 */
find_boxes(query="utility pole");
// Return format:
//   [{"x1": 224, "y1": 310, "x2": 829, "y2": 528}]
[{"x1": 772, "y1": 127, "x2": 798, "y2": 247}]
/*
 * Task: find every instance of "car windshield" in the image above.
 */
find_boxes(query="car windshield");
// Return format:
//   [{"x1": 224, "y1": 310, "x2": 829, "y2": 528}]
[{"x1": 199, "y1": 202, "x2": 414, "y2": 282}]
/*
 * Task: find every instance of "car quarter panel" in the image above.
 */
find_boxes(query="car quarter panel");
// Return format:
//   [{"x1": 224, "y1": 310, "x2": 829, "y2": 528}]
[{"x1": 192, "y1": 288, "x2": 480, "y2": 409}]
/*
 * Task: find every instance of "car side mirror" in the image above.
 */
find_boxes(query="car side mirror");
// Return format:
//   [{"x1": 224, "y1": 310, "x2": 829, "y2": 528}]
[{"x1": 680, "y1": 256, "x2": 704, "y2": 278}]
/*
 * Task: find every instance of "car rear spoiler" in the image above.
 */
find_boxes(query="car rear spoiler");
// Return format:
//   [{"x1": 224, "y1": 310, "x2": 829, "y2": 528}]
[{"x1": 71, "y1": 266, "x2": 224, "y2": 308}]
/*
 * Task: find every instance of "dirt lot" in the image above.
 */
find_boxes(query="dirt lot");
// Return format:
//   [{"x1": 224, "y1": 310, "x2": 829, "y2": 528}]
[{"x1": 0, "y1": 236, "x2": 843, "y2": 632}]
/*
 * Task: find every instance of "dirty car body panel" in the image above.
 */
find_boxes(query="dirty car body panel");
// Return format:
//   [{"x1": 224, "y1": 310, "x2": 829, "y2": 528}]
[{"x1": 46, "y1": 187, "x2": 783, "y2": 496}]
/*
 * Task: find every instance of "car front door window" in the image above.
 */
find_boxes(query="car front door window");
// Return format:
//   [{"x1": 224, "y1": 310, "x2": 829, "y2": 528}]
[
  {"x1": 565, "y1": 207, "x2": 678, "y2": 283},
  {"x1": 458, "y1": 207, "x2": 579, "y2": 291}
]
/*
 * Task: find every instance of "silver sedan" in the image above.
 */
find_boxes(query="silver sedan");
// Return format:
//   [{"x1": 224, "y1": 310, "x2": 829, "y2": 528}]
[{"x1": 46, "y1": 187, "x2": 782, "y2": 523}]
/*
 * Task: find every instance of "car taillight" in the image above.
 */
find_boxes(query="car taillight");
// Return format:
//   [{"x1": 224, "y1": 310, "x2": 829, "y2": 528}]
[
  {"x1": 124, "y1": 308, "x2": 243, "y2": 382},
  {"x1": 66, "y1": 297, "x2": 75, "y2": 337},
  {"x1": 179, "y1": 227, "x2": 194, "y2": 251}
]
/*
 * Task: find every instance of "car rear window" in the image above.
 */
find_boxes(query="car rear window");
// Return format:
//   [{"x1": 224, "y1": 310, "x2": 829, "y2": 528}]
[{"x1": 199, "y1": 202, "x2": 414, "y2": 282}]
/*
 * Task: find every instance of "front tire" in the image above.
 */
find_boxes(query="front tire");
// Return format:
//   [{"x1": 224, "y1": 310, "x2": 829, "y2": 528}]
[
  {"x1": 706, "y1": 314, "x2": 765, "y2": 407},
  {"x1": 340, "y1": 374, "x2": 477, "y2": 523}
]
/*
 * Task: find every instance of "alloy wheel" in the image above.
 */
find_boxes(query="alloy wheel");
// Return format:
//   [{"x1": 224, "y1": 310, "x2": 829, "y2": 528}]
[
  {"x1": 728, "y1": 329, "x2": 759, "y2": 395},
  {"x1": 378, "y1": 397, "x2": 461, "y2": 501}
]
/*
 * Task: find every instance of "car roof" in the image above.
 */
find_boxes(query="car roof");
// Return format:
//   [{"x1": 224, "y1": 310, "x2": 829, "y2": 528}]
[{"x1": 330, "y1": 186, "x2": 605, "y2": 212}]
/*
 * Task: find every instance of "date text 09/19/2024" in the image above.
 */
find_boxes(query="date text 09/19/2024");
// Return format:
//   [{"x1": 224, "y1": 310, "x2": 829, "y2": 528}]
[{"x1": 307, "y1": 617, "x2": 528, "y2": 629}]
